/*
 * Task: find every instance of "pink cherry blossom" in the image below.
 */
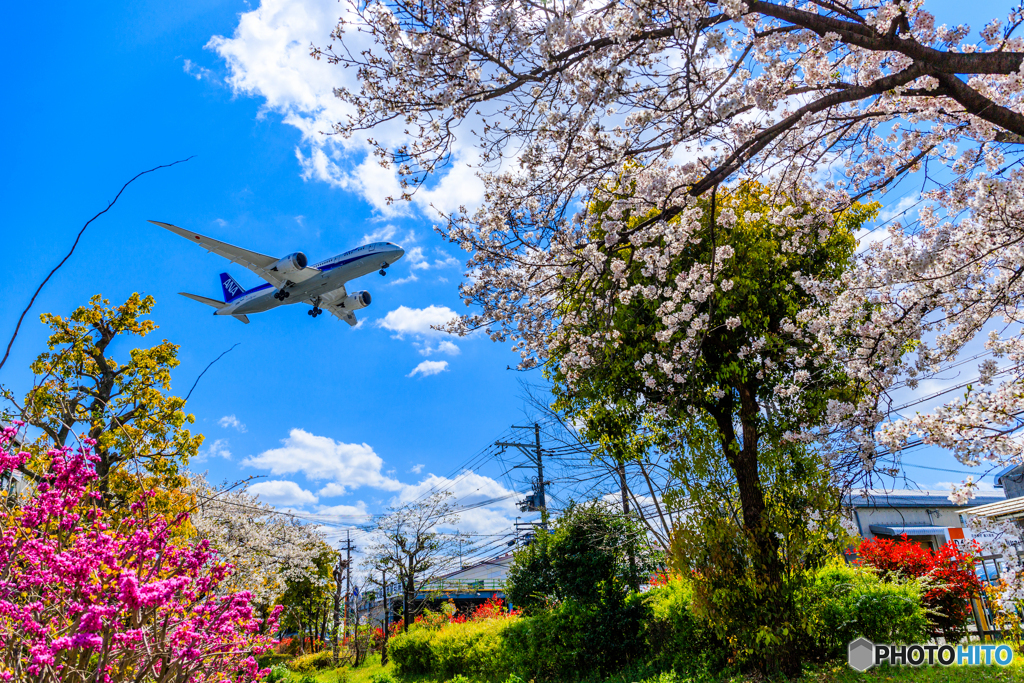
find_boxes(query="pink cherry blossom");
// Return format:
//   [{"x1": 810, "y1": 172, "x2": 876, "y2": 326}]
[{"x1": 0, "y1": 424, "x2": 280, "y2": 682}]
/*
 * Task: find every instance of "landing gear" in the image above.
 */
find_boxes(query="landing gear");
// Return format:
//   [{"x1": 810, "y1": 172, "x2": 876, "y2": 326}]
[
  {"x1": 379, "y1": 260, "x2": 389, "y2": 276},
  {"x1": 274, "y1": 289, "x2": 291, "y2": 301},
  {"x1": 379, "y1": 269, "x2": 387, "y2": 276},
  {"x1": 307, "y1": 297, "x2": 323, "y2": 318}
]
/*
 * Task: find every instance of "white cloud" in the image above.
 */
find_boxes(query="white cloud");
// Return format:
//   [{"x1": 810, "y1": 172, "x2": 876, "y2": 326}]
[
  {"x1": 218, "y1": 414, "x2": 247, "y2": 432},
  {"x1": 313, "y1": 501, "x2": 371, "y2": 519},
  {"x1": 389, "y1": 273, "x2": 419, "y2": 286},
  {"x1": 393, "y1": 471, "x2": 524, "y2": 535},
  {"x1": 378, "y1": 305, "x2": 457, "y2": 338},
  {"x1": 418, "y1": 340, "x2": 461, "y2": 357},
  {"x1": 183, "y1": 58, "x2": 214, "y2": 81},
  {"x1": 208, "y1": 0, "x2": 486, "y2": 217},
  {"x1": 249, "y1": 480, "x2": 319, "y2": 506},
  {"x1": 407, "y1": 246, "x2": 460, "y2": 271},
  {"x1": 194, "y1": 438, "x2": 232, "y2": 463},
  {"x1": 410, "y1": 464, "x2": 424, "y2": 474},
  {"x1": 407, "y1": 360, "x2": 449, "y2": 378},
  {"x1": 242, "y1": 428, "x2": 403, "y2": 492},
  {"x1": 317, "y1": 482, "x2": 347, "y2": 498},
  {"x1": 362, "y1": 224, "x2": 398, "y2": 244}
]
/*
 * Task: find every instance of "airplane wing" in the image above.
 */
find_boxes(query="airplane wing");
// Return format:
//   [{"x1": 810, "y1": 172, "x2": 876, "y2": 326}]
[
  {"x1": 319, "y1": 287, "x2": 359, "y2": 326},
  {"x1": 329, "y1": 308, "x2": 359, "y2": 327},
  {"x1": 150, "y1": 221, "x2": 320, "y2": 288}
]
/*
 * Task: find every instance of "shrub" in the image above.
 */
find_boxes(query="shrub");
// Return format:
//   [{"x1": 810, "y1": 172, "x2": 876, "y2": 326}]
[
  {"x1": 858, "y1": 534, "x2": 981, "y2": 642},
  {"x1": 388, "y1": 626, "x2": 438, "y2": 674},
  {"x1": 389, "y1": 617, "x2": 515, "y2": 679},
  {"x1": 503, "y1": 597, "x2": 644, "y2": 683},
  {"x1": 640, "y1": 577, "x2": 729, "y2": 675},
  {"x1": 369, "y1": 672, "x2": 398, "y2": 683},
  {"x1": 431, "y1": 618, "x2": 513, "y2": 680},
  {"x1": 800, "y1": 561, "x2": 929, "y2": 659},
  {"x1": 288, "y1": 649, "x2": 335, "y2": 673},
  {"x1": 266, "y1": 664, "x2": 290, "y2": 683},
  {"x1": 445, "y1": 676, "x2": 471, "y2": 683}
]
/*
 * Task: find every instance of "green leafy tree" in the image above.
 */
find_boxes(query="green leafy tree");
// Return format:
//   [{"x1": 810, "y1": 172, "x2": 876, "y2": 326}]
[
  {"x1": 19, "y1": 293, "x2": 202, "y2": 502},
  {"x1": 547, "y1": 182, "x2": 876, "y2": 672},
  {"x1": 278, "y1": 545, "x2": 338, "y2": 653},
  {"x1": 506, "y1": 501, "x2": 658, "y2": 613}
]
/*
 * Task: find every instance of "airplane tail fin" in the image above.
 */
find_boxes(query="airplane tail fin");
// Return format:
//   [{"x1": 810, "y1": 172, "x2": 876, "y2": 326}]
[
  {"x1": 219, "y1": 273, "x2": 245, "y2": 303},
  {"x1": 179, "y1": 293, "x2": 250, "y2": 324},
  {"x1": 179, "y1": 292, "x2": 227, "y2": 309}
]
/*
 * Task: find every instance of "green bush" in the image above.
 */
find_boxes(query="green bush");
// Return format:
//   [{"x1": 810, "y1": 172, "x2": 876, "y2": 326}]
[
  {"x1": 265, "y1": 664, "x2": 289, "y2": 683},
  {"x1": 389, "y1": 618, "x2": 514, "y2": 679},
  {"x1": 369, "y1": 671, "x2": 398, "y2": 683},
  {"x1": 800, "y1": 561, "x2": 929, "y2": 659},
  {"x1": 640, "y1": 578, "x2": 729, "y2": 675},
  {"x1": 288, "y1": 649, "x2": 335, "y2": 673},
  {"x1": 388, "y1": 625, "x2": 438, "y2": 674},
  {"x1": 502, "y1": 597, "x2": 644, "y2": 683},
  {"x1": 431, "y1": 619, "x2": 512, "y2": 680}
]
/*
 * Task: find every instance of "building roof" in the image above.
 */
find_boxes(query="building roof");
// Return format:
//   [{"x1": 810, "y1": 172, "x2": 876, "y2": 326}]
[
  {"x1": 439, "y1": 553, "x2": 513, "y2": 580},
  {"x1": 995, "y1": 463, "x2": 1024, "y2": 488},
  {"x1": 961, "y1": 496, "x2": 1024, "y2": 521},
  {"x1": 846, "y1": 489, "x2": 1005, "y2": 509},
  {"x1": 868, "y1": 524, "x2": 952, "y2": 537}
]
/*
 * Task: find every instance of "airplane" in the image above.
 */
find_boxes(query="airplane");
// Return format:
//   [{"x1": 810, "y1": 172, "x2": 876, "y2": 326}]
[{"x1": 151, "y1": 221, "x2": 405, "y2": 326}]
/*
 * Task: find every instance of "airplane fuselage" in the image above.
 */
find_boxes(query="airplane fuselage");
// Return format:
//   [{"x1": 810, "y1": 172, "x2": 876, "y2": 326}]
[{"x1": 217, "y1": 242, "x2": 404, "y2": 316}]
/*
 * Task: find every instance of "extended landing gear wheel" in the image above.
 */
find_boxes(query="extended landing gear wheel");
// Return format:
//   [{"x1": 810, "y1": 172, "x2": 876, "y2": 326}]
[
  {"x1": 307, "y1": 308, "x2": 323, "y2": 318},
  {"x1": 275, "y1": 290, "x2": 291, "y2": 301},
  {"x1": 379, "y1": 269, "x2": 387, "y2": 276}
]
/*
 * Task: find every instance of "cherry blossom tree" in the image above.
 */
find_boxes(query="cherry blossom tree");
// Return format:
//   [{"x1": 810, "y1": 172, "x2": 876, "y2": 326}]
[
  {"x1": 315, "y1": 0, "x2": 1024, "y2": 662},
  {"x1": 314, "y1": 0, "x2": 1024, "y2": 478},
  {"x1": 0, "y1": 425, "x2": 279, "y2": 682},
  {"x1": 186, "y1": 474, "x2": 327, "y2": 608}
]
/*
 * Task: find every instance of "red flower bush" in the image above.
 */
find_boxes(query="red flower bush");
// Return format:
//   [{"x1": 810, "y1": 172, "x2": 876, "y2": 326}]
[
  {"x1": 857, "y1": 534, "x2": 981, "y2": 640},
  {"x1": 0, "y1": 426, "x2": 280, "y2": 682}
]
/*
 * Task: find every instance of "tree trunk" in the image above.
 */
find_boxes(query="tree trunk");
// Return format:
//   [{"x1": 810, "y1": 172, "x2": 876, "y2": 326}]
[{"x1": 709, "y1": 388, "x2": 800, "y2": 676}]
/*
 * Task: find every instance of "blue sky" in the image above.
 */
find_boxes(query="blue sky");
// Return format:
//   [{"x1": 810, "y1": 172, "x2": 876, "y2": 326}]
[
  {"x1": 0, "y1": 0, "x2": 1008, "y2": 544},
  {"x1": 0, "y1": 0, "x2": 540, "y2": 540}
]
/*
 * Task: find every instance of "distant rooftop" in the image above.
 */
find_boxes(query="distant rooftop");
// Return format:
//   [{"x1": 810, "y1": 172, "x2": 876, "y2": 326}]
[{"x1": 846, "y1": 489, "x2": 1005, "y2": 509}]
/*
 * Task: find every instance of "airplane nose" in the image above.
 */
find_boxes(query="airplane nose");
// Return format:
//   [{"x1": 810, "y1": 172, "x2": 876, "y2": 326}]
[{"x1": 393, "y1": 247, "x2": 405, "y2": 261}]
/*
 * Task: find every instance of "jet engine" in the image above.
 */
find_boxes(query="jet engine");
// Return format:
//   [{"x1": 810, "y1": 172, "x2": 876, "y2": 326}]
[
  {"x1": 269, "y1": 252, "x2": 308, "y2": 274},
  {"x1": 338, "y1": 291, "x2": 372, "y2": 310}
]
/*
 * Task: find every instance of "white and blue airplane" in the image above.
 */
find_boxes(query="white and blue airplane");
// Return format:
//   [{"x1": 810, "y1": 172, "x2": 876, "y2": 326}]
[{"x1": 151, "y1": 221, "x2": 405, "y2": 325}]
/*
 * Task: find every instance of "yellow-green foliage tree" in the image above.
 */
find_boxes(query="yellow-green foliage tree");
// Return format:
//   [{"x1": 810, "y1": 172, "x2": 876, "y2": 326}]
[
  {"x1": 20, "y1": 293, "x2": 202, "y2": 503},
  {"x1": 548, "y1": 182, "x2": 876, "y2": 673}
]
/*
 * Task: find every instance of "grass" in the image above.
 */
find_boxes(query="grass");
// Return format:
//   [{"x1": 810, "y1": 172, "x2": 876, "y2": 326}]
[{"x1": 274, "y1": 652, "x2": 1024, "y2": 683}]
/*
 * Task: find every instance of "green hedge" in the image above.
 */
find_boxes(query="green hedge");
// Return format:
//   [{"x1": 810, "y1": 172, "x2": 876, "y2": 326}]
[
  {"x1": 501, "y1": 597, "x2": 645, "y2": 683},
  {"x1": 800, "y1": 561, "x2": 929, "y2": 659},
  {"x1": 640, "y1": 579, "x2": 729, "y2": 675},
  {"x1": 287, "y1": 649, "x2": 335, "y2": 673},
  {"x1": 390, "y1": 563, "x2": 930, "y2": 682},
  {"x1": 389, "y1": 620, "x2": 514, "y2": 680}
]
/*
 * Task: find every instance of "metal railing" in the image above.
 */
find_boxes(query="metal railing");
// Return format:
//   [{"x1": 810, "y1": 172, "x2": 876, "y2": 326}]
[{"x1": 418, "y1": 578, "x2": 506, "y2": 593}]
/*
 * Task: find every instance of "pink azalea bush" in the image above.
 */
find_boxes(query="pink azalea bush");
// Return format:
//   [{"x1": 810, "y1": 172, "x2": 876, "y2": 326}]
[{"x1": 0, "y1": 425, "x2": 280, "y2": 682}]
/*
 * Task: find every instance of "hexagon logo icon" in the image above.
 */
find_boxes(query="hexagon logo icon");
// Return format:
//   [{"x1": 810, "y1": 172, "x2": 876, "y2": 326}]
[{"x1": 848, "y1": 637, "x2": 875, "y2": 672}]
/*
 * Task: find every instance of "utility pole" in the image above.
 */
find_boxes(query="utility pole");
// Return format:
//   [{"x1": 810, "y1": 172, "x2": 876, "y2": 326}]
[
  {"x1": 344, "y1": 532, "x2": 353, "y2": 645},
  {"x1": 497, "y1": 422, "x2": 549, "y2": 526},
  {"x1": 381, "y1": 569, "x2": 389, "y2": 665},
  {"x1": 331, "y1": 550, "x2": 350, "y2": 665},
  {"x1": 533, "y1": 423, "x2": 546, "y2": 523}
]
